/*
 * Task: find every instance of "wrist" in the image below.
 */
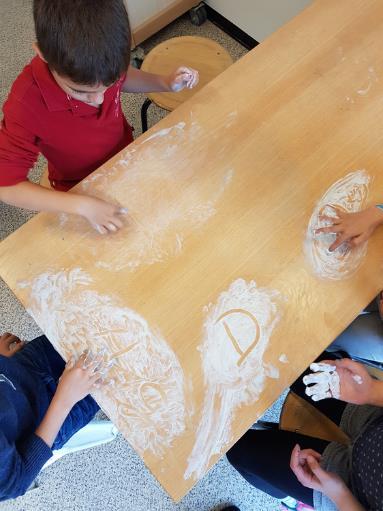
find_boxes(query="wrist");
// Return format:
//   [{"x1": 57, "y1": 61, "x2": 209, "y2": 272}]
[
  {"x1": 162, "y1": 75, "x2": 173, "y2": 92},
  {"x1": 51, "y1": 391, "x2": 75, "y2": 414},
  {"x1": 371, "y1": 205, "x2": 383, "y2": 226},
  {"x1": 69, "y1": 193, "x2": 92, "y2": 217},
  {"x1": 368, "y1": 379, "x2": 383, "y2": 406},
  {"x1": 330, "y1": 482, "x2": 351, "y2": 507}
]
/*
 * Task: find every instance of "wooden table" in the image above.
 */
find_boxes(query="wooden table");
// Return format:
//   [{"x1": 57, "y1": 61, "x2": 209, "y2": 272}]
[{"x1": 2, "y1": 0, "x2": 383, "y2": 501}]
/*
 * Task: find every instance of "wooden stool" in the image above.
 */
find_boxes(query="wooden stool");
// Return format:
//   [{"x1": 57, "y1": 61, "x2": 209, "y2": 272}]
[
  {"x1": 140, "y1": 36, "x2": 233, "y2": 131},
  {"x1": 279, "y1": 391, "x2": 350, "y2": 445}
]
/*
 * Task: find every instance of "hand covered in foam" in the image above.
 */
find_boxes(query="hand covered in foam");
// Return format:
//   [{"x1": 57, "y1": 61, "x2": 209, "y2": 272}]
[
  {"x1": 303, "y1": 362, "x2": 340, "y2": 401},
  {"x1": 168, "y1": 67, "x2": 199, "y2": 92},
  {"x1": 329, "y1": 358, "x2": 378, "y2": 405},
  {"x1": 303, "y1": 358, "x2": 379, "y2": 405},
  {"x1": 314, "y1": 205, "x2": 383, "y2": 252}
]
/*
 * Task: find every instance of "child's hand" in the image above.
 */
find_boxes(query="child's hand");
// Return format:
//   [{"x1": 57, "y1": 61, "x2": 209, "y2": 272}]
[
  {"x1": 314, "y1": 205, "x2": 383, "y2": 252},
  {"x1": 330, "y1": 358, "x2": 378, "y2": 405},
  {"x1": 0, "y1": 333, "x2": 25, "y2": 357},
  {"x1": 304, "y1": 358, "x2": 379, "y2": 405},
  {"x1": 78, "y1": 196, "x2": 128, "y2": 234},
  {"x1": 54, "y1": 351, "x2": 109, "y2": 410},
  {"x1": 168, "y1": 67, "x2": 199, "y2": 92},
  {"x1": 290, "y1": 444, "x2": 348, "y2": 503}
]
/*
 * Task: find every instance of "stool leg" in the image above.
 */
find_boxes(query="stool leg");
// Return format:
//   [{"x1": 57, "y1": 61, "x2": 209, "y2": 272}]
[{"x1": 141, "y1": 98, "x2": 152, "y2": 133}]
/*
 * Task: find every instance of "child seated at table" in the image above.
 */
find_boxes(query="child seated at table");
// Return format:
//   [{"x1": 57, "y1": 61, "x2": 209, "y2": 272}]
[
  {"x1": 0, "y1": 331, "x2": 111, "y2": 501},
  {"x1": 0, "y1": 0, "x2": 198, "y2": 235},
  {"x1": 227, "y1": 353, "x2": 383, "y2": 511}
]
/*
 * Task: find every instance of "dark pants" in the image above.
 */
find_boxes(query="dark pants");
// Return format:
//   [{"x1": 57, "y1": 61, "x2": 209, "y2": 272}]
[
  {"x1": 227, "y1": 353, "x2": 347, "y2": 505},
  {"x1": 15, "y1": 335, "x2": 99, "y2": 450}
]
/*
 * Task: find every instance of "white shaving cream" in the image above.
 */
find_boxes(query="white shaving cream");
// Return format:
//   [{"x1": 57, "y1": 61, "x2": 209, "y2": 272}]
[
  {"x1": 184, "y1": 279, "x2": 283, "y2": 480},
  {"x1": 19, "y1": 268, "x2": 189, "y2": 457},
  {"x1": 352, "y1": 374, "x2": 363, "y2": 384},
  {"x1": 77, "y1": 121, "x2": 234, "y2": 272},
  {"x1": 357, "y1": 66, "x2": 378, "y2": 96},
  {"x1": 304, "y1": 170, "x2": 371, "y2": 280}
]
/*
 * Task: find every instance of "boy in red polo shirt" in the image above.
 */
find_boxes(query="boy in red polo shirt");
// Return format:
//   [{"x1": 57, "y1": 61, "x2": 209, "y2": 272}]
[{"x1": 0, "y1": 0, "x2": 198, "y2": 234}]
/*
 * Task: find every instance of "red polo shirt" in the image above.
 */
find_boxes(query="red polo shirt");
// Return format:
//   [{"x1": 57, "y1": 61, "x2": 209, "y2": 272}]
[{"x1": 0, "y1": 56, "x2": 133, "y2": 191}]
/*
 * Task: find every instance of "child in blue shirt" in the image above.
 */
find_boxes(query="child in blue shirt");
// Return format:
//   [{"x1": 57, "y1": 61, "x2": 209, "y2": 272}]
[{"x1": 0, "y1": 332, "x2": 108, "y2": 501}]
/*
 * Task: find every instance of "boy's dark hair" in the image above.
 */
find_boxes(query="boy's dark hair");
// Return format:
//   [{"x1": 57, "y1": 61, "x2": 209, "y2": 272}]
[{"x1": 33, "y1": 0, "x2": 131, "y2": 86}]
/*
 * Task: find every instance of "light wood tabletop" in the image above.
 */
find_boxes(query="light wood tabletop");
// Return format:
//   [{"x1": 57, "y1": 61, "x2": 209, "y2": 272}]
[{"x1": 2, "y1": 0, "x2": 383, "y2": 501}]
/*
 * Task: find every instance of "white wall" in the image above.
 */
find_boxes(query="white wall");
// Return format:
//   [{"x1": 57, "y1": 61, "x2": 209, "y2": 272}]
[
  {"x1": 125, "y1": 0, "x2": 175, "y2": 28},
  {"x1": 205, "y1": 0, "x2": 312, "y2": 42}
]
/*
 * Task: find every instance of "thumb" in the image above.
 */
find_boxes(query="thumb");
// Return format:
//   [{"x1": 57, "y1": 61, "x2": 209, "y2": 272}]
[
  {"x1": 333, "y1": 358, "x2": 364, "y2": 373},
  {"x1": 349, "y1": 233, "x2": 368, "y2": 247},
  {"x1": 307, "y1": 455, "x2": 326, "y2": 480},
  {"x1": 66, "y1": 356, "x2": 75, "y2": 369}
]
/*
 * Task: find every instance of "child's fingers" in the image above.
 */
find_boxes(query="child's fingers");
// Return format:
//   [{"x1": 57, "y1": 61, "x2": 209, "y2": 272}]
[
  {"x1": 305, "y1": 381, "x2": 329, "y2": 397},
  {"x1": 303, "y1": 373, "x2": 326, "y2": 385},
  {"x1": 85, "y1": 354, "x2": 107, "y2": 375},
  {"x1": 107, "y1": 222, "x2": 117, "y2": 232},
  {"x1": 76, "y1": 350, "x2": 89, "y2": 368},
  {"x1": 176, "y1": 66, "x2": 193, "y2": 76},
  {"x1": 349, "y1": 233, "x2": 368, "y2": 247},
  {"x1": 324, "y1": 204, "x2": 343, "y2": 217},
  {"x1": 315, "y1": 224, "x2": 343, "y2": 235},
  {"x1": 188, "y1": 71, "x2": 199, "y2": 88},
  {"x1": 318, "y1": 213, "x2": 341, "y2": 224},
  {"x1": 66, "y1": 356, "x2": 75, "y2": 369},
  {"x1": 2, "y1": 333, "x2": 21, "y2": 347},
  {"x1": 328, "y1": 235, "x2": 349, "y2": 252},
  {"x1": 92, "y1": 375, "x2": 114, "y2": 389},
  {"x1": 93, "y1": 223, "x2": 108, "y2": 235},
  {"x1": 109, "y1": 216, "x2": 123, "y2": 229},
  {"x1": 290, "y1": 444, "x2": 301, "y2": 471},
  {"x1": 83, "y1": 349, "x2": 95, "y2": 368},
  {"x1": 306, "y1": 455, "x2": 327, "y2": 483},
  {"x1": 299, "y1": 449, "x2": 322, "y2": 462}
]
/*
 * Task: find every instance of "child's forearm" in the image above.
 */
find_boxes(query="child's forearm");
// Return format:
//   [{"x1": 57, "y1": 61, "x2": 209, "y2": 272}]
[
  {"x1": 368, "y1": 379, "x2": 383, "y2": 407},
  {"x1": 122, "y1": 66, "x2": 170, "y2": 93},
  {"x1": 0, "y1": 181, "x2": 128, "y2": 233},
  {"x1": 0, "y1": 181, "x2": 85, "y2": 216},
  {"x1": 333, "y1": 487, "x2": 366, "y2": 511},
  {"x1": 35, "y1": 395, "x2": 72, "y2": 448}
]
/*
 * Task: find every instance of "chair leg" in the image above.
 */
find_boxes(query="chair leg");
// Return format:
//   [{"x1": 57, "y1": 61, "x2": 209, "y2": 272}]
[{"x1": 141, "y1": 98, "x2": 152, "y2": 133}]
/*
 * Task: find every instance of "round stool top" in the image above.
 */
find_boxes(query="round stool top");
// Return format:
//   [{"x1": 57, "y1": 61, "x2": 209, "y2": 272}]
[{"x1": 141, "y1": 36, "x2": 233, "y2": 111}]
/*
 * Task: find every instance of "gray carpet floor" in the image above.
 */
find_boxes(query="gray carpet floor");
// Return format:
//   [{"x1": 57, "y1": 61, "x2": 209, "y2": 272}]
[{"x1": 0, "y1": 1, "x2": 286, "y2": 510}]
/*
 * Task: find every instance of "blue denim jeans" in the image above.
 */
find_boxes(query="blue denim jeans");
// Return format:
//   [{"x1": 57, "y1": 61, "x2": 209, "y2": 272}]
[{"x1": 14, "y1": 335, "x2": 99, "y2": 449}]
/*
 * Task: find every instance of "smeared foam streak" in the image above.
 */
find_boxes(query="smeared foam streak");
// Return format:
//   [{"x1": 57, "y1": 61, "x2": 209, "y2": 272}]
[
  {"x1": 304, "y1": 170, "x2": 371, "y2": 280},
  {"x1": 76, "y1": 119, "x2": 234, "y2": 272},
  {"x1": 142, "y1": 122, "x2": 186, "y2": 144},
  {"x1": 184, "y1": 279, "x2": 282, "y2": 480},
  {"x1": 19, "y1": 268, "x2": 189, "y2": 457},
  {"x1": 225, "y1": 111, "x2": 238, "y2": 128},
  {"x1": 353, "y1": 374, "x2": 363, "y2": 384},
  {"x1": 357, "y1": 66, "x2": 378, "y2": 96}
]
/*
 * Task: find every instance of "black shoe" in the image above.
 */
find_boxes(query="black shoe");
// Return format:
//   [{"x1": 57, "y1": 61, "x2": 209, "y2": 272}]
[{"x1": 221, "y1": 507, "x2": 240, "y2": 511}]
